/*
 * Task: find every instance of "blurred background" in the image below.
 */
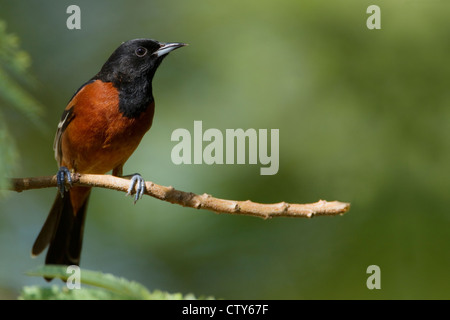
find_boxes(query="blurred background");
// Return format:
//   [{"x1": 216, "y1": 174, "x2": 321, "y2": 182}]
[{"x1": 0, "y1": 0, "x2": 449, "y2": 299}]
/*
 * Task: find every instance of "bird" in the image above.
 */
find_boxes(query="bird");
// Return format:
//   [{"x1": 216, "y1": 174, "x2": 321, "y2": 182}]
[{"x1": 31, "y1": 38, "x2": 186, "y2": 270}]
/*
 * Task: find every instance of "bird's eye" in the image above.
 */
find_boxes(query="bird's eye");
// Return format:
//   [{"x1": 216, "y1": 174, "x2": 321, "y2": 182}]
[{"x1": 135, "y1": 47, "x2": 148, "y2": 57}]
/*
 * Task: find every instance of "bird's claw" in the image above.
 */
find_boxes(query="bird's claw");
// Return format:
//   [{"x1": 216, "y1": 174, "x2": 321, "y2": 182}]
[
  {"x1": 126, "y1": 174, "x2": 145, "y2": 204},
  {"x1": 56, "y1": 166, "x2": 72, "y2": 197}
]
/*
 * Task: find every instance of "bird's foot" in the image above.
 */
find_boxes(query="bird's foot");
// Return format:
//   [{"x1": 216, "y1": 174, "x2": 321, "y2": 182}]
[
  {"x1": 56, "y1": 166, "x2": 73, "y2": 197},
  {"x1": 125, "y1": 173, "x2": 145, "y2": 204}
]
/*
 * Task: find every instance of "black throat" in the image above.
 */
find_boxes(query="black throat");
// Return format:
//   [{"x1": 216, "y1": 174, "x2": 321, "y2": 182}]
[
  {"x1": 115, "y1": 75, "x2": 154, "y2": 119},
  {"x1": 93, "y1": 70, "x2": 156, "y2": 119}
]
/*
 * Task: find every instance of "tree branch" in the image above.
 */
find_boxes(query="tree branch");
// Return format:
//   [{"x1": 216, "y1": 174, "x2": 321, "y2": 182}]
[{"x1": 8, "y1": 174, "x2": 350, "y2": 219}]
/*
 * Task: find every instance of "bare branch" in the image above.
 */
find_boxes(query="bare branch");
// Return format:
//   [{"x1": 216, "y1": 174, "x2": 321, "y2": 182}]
[{"x1": 8, "y1": 174, "x2": 350, "y2": 219}]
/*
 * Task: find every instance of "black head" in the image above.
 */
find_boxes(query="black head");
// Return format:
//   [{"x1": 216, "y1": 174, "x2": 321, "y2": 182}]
[
  {"x1": 93, "y1": 38, "x2": 185, "y2": 118},
  {"x1": 96, "y1": 38, "x2": 186, "y2": 85}
]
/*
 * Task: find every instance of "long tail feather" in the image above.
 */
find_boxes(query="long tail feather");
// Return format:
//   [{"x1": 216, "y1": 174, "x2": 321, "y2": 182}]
[{"x1": 32, "y1": 187, "x2": 91, "y2": 277}]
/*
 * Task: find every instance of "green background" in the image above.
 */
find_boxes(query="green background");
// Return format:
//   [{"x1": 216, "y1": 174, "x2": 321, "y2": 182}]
[{"x1": 0, "y1": 0, "x2": 449, "y2": 299}]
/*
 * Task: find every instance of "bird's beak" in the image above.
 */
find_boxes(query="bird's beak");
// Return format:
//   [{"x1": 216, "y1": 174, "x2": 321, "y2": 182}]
[{"x1": 155, "y1": 42, "x2": 187, "y2": 57}]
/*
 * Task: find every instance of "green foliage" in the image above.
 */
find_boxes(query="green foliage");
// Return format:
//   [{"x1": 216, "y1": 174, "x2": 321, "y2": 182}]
[
  {"x1": 21, "y1": 265, "x2": 212, "y2": 300},
  {"x1": 0, "y1": 21, "x2": 43, "y2": 194},
  {"x1": 0, "y1": 112, "x2": 18, "y2": 193}
]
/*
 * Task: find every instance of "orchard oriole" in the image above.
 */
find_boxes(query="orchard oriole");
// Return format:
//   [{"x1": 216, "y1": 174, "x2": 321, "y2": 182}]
[{"x1": 31, "y1": 39, "x2": 186, "y2": 269}]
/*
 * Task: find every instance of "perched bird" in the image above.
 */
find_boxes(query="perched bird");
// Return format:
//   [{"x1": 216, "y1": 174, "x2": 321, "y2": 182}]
[{"x1": 32, "y1": 39, "x2": 186, "y2": 270}]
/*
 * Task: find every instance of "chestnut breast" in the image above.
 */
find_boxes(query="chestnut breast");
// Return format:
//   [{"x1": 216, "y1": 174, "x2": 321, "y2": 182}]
[{"x1": 60, "y1": 80, "x2": 155, "y2": 174}]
